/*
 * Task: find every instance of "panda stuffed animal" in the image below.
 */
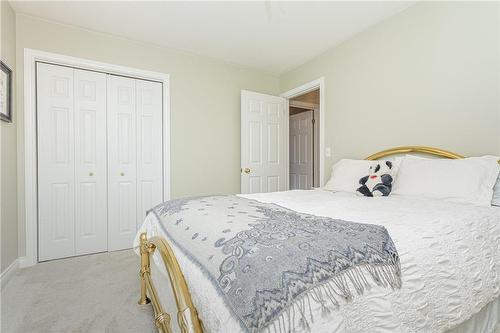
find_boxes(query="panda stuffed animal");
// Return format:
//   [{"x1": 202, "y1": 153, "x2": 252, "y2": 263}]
[{"x1": 357, "y1": 161, "x2": 394, "y2": 197}]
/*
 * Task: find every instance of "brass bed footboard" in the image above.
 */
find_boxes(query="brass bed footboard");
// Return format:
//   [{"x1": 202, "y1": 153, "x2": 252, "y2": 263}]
[{"x1": 138, "y1": 233, "x2": 204, "y2": 333}]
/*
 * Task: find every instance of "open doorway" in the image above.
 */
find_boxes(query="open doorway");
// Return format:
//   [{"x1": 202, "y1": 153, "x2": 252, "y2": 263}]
[
  {"x1": 281, "y1": 78, "x2": 325, "y2": 191},
  {"x1": 240, "y1": 78, "x2": 324, "y2": 194},
  {"x1": 289, "y1": 89, "x2": 320, "y2": 189}
]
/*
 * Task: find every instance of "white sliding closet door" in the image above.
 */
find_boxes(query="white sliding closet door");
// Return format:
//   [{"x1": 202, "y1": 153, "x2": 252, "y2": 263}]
[
  {"x1": 107, "y1": 75, "x2": 137, "y2": 251},
  {"x1": 136, "y1": 80, "x2": 163, "y2": 229},
  {"x1": 74, "y1": 69, "x2": 107, "y2": 255},
  {"x1": 37, "y1": 63, "x2": 75, "y2": 261}
]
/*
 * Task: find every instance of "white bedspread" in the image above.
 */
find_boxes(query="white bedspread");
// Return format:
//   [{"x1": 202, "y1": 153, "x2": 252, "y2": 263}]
[{"x1": 136, "y1": 190, "x2": 500, "y2": 333}]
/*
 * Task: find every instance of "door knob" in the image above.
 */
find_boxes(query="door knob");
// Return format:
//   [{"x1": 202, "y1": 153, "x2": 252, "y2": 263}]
[
  {"x1": 89, "y1": 172, "x2": 94, "y2": 176},
  {"x1": 120, "y1": 172, "x2": 125, "y2": 176},
  {"x1": 244, "y1": 168, "x2": 251, "y2": 174}
]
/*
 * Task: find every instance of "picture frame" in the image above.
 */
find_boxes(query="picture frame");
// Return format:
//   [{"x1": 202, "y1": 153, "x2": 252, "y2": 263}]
[{"x1": 1, "y1": 61, "x2": 13, "y2": 123}]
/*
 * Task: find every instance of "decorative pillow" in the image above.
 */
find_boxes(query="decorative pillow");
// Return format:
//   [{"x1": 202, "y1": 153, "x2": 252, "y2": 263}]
[
  {"x1": 324, "y1": 158, "x2": 400, "y2": 194},
  {"x1": 492, "y1": 172, "x2": 500, "y2": 207},
  {"x1": 392, "y1": 155, "x2": 499, "y2": 206},
  {"x1": 356, "y1": 161, "x2": 395, "y2": 197}
]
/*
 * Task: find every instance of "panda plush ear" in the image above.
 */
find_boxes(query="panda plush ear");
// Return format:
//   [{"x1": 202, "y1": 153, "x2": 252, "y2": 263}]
[{"x1": 385, "y1": 161, "x2": 393, "y2": 169}]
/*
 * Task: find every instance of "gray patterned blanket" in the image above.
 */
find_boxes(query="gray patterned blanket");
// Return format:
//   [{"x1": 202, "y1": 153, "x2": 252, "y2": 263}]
[{"x1": 151, "y1": 195, "x2": 401, "y2": 333}]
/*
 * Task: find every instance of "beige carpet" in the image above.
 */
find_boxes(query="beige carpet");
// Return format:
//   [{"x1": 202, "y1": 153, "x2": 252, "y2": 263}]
[{"x1": 1, "y1": 250, "x2": 157, "y2": 333}]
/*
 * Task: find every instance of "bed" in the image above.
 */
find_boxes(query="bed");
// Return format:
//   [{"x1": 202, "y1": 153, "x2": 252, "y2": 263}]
[{"x1": 134, "y1": 146, "x2": 500, "y2": 333}]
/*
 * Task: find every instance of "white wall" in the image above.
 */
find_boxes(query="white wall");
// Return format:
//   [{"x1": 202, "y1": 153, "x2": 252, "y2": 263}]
[
  {"x1": 1, "y1": 0, "x2": 18, "y2": 272},
  {"x1": 14, "y1": 14, "x2": 280, "y2": 258},
  {"x1": 280, "y1": 2, "x2": 500, "y2": 176}
]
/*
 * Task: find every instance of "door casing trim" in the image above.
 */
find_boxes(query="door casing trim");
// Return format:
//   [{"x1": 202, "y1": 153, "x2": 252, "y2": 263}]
[{"x1": 281, "y1": 77, "x2": 325, "y2": 189}]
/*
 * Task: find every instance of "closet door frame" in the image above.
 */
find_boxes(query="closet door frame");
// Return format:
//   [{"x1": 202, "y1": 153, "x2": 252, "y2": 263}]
[{"x1": 22, "y1": 48, "x2": 171, "y2": 267}]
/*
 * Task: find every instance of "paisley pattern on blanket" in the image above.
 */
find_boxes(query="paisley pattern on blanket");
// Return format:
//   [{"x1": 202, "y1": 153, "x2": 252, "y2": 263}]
[{"x1": 151, "y1": 195, "x2": 401, "y2": 333}]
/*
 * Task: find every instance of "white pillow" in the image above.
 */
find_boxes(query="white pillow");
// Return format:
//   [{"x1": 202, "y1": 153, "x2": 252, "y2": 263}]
[
  {"x1": 324, "y1": 158, "x2": 401, "y2": 194},
  {"x1": 392, "y1": 155, "x2": 499, "y2": 206}
]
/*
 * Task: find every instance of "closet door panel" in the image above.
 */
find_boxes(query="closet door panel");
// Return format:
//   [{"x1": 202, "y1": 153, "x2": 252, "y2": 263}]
[
  {"x1": 74, "y1": 69, "x2": 107, "y2": 255},
  {"x1": 136, "y1": 80, "x2": 163, "y2": 229},
  {"x1": 37, "y1": 63, "x2": 75, "y2": 261},
  {"x1": 107, "y1": 75, "x2": 137, "y2": 251}
]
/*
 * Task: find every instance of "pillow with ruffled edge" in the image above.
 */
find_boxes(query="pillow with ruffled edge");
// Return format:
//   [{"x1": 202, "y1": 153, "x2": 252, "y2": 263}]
[
  {"x1": 402, "y1": 155, "x2": 500, "y2": 207},
  {"x1": 392, "y1": 155, "x2": 499, "y2": 206}
]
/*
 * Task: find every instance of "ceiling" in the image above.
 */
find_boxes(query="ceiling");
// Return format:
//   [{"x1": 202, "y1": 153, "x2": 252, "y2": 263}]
[{"x1": 11, "y1": 1, "x2": 414, "y2": 75}]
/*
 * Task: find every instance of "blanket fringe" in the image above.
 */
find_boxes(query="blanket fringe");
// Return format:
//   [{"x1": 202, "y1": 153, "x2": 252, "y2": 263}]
[{"x1": 259, "y1": 262, "x2": 401, "y2": 333}]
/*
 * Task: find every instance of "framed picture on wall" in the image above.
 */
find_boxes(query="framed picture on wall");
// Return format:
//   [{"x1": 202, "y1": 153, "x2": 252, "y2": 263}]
[{"x1": 1, "y1": 61, "x2": 13, "y2": 123}]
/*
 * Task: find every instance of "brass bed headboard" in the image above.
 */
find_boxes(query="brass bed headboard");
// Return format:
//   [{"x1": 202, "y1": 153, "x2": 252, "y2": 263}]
[
  {"x1": 137, "y1": 145, "x2": 498, "y2": 333},
  {"x1": 365, "y1": 145, "x2": 465, "y2": 161},
  {"x1": 365, "y1": 145, "x2": 499, "y2": 164}
]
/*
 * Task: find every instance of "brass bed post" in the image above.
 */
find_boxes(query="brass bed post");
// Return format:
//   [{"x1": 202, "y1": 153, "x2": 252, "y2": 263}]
[
  {"x1": 138, "y1": 233, "x2": 152, "y2": 306},
  {"x1": 138, "y1": 233, "x2": 172, "y2": 333},
  {"x1": 138, "y1": 232, "x2": 204, "y2": 333}
]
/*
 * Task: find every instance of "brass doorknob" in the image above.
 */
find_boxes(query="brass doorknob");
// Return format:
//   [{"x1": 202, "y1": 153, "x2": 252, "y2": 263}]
[
  {"x1": 120, "y1": 172, "x2": 125, "y2": 176},
  {"x1": 244, "y1": 168, "x2": 251, "y2": 174},
  {"x1": 89, "y1": 172, "x2": 94, "y2": 176}
]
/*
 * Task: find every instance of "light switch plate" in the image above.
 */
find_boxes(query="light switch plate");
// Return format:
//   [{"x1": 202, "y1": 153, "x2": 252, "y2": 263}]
[{"x1": 325, "y1": 147, "x2": 331, "y2": 157}]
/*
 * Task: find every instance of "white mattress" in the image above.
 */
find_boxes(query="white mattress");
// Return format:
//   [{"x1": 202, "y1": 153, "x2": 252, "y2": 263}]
[{"x1": 136, "y1": 190, "x2": 500, "y2": 332}]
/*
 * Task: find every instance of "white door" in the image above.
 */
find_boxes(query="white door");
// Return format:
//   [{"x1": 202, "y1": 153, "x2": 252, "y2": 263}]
[
  {"x1": 74, "y1": 69, "x2": 108, "y2": 255},
  {"x1": 241, "y1": 90, "x2": 287, "y2": 194},
  {"x1": 107, "y1": 75, "x2": 137, "y2": 251},
  {"x1": 37, "y1": 63, "x2": 76, "y2": 261},
  {"x1": 37, "y1": 64, "x2": 164, "y2": 259},
  {"x1": 136, "y1": 79, "x2": 163, "y2": 229},
  {"x1": 289, "y1": 111, "x2": 314, "y2": 190}
]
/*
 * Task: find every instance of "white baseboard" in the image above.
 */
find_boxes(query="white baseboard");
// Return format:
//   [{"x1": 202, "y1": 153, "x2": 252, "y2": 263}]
[
  {"x1": 1, "y1": 258, "x2": 19, "y2": 289},
  {"x1": 18, "y1": 256, "x2": 35, "y2": 268}
]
